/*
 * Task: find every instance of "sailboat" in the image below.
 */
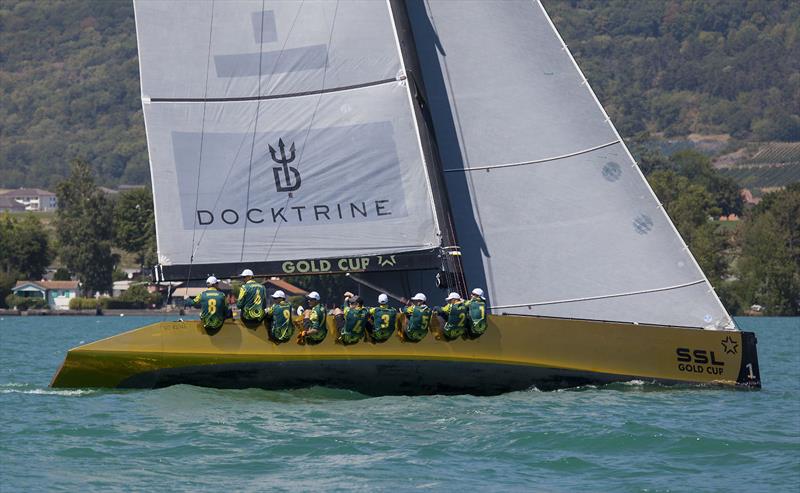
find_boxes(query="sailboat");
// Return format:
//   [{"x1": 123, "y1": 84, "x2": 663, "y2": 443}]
[{"x1": 52, "y1": 0, "x2": 760, "y2": 393}]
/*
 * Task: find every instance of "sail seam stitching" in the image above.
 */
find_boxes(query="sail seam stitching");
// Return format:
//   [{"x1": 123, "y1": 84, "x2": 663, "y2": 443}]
[
  {"x1": 148, "y1": 78, "x2": 397, "y2": 103},
  {"x1": 444, "y1": 140, "x2": 620, "y2": 172},
  {"x1": 240, "y1": 0, "x2": 268, "y2": 261},
  {"x1": 185, "y1": 0, "x2": 216, "y2": 292},
  {"x1": 263, "y1": 0, "x2": 340, "y2": 263},
  {"x1": 490, "y1": 279, "x2": 706, "y2": 309}
]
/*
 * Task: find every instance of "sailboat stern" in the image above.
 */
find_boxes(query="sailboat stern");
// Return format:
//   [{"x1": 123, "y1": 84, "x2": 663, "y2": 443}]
[{"x1": 735, "y1": 331, "x2": 761, "y2": 388}]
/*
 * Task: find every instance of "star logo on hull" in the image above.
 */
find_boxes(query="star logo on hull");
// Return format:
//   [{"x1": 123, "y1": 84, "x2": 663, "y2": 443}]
[{"x1": 721, "y1": 335, "x2": 738, "y2": 355}]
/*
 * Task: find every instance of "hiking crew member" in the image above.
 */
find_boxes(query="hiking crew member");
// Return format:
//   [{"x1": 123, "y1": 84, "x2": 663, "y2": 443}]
[
  {"x1": 368, "y1": 293, "x2": 398, "y2": 342},
  {"x1": 436, "y1": 292, "x2": 468, "y2": 340},
  {"x1": 236, "y1": 269, "x2": 266, "y2": 322},
  {"x1": 189, "y1": 276, "x2": 228, "y2": 330},
  {"x1": 340, "y1": 295, "x2": 367, "y2": 344},
  {"x1": 266, "y1": 290, "x2": 294, "y2": 342},
  {"x1": 403, "y1": 292, "x2": 431, "y2": 342},
  {"x1": 465, "y1": 287, "x2": 487, "y2": 337},
  {"x1": 298, "y1": 291, "x2": 327, "y2": 344}
]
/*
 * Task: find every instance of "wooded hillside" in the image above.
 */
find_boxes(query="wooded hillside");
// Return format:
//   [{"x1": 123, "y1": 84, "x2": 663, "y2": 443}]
[
  {"x1": 547, "y1": 0, "x2": 800, "y2": 140},
  {"x1": 0, "y1": 0, "x2": 145, "y2": 189},
  {"x1": 0, "y1": 0, "x2": 798, "y2": 188}
]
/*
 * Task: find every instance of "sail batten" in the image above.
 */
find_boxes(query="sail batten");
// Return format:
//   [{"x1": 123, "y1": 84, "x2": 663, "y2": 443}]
[
  {"x1": 490, "y1": 279, "x2": 707, "y2": 310},
  {"x1": 444, "y1": 140, "x2": 622, "y2": 173},
  {"x1": 148, "y1": 77, "x2": 400, "y2": 103}
]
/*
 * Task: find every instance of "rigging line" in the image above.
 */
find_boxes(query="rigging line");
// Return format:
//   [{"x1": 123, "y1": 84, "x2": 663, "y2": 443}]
[
  {"x1": 149, "y1": 78, "x2": 397, "y2": 103},
  {"x1": 422, "y1": 0, "x2": 470, "y2": 296},
  {"x1": 263, "y1": 0, "x2": 340, "y2": 263},
  {"x1": 489, "y1": 279, "x2": 706, "y2": 310},
  {"x1": 259, "y1": 0, "x2": 306, "y2": 100},
  {"x1": 194, "y1": 2, "x2": 305, "y2": 256},
  {"x1": 443, "y1": 140, "x2": 621, "y2": 173},
  {"x1": 347, "y1": 274, "x2": 408, "y2": 304},
  {"x1": 184, "y1": 0, "x2": 215, "y2": 293},
  {"x1": 195, "y1": 0, "x2": 305, "y2": 258},
  {"x1": 240, "y1": 0, "x2": 268, "y2": 261},
  {"x1": 192, "y1": 117, "x2": 258, "y2": 251}
]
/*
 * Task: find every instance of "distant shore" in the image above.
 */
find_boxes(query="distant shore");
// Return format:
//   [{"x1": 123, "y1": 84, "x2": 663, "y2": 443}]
[{"x1": 0, "y1": 308, "x2": 196, "y2": 317}]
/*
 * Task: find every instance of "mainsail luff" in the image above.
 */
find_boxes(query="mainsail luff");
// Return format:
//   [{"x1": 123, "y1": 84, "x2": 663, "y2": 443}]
[
  {"x1": 134, "y1": 0, "x2": 445, "y2": 280},
  {"x1": 407, "y1": 0, "x2": 734, "y2": 329},
  {"x1": 387, "y1": 0, "x2": 467, "y2": 295}
]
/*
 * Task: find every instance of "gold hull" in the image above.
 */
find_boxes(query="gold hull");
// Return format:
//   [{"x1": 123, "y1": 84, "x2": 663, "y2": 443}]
[{"x1": 51, "y1": 314, "x2": 760, "y2": 394}]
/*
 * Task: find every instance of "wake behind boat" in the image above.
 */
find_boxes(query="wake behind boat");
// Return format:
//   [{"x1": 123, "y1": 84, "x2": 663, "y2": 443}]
[{"x1": 52, "y1": 0, "x2": 760, "y2": 392}]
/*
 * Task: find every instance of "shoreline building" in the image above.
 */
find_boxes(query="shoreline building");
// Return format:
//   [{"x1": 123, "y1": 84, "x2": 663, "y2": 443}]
[
  {"x1": 11, "y1": 280, "x2": 80, "y2": 310},
  {"x1": 0, "y1": 188, "x2": 58, "y2": 212}
]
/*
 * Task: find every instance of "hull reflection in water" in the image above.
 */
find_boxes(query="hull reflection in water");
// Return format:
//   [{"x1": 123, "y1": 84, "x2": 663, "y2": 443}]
[{"x1": 51, "y1": 314, "x2": 760, "y2": 394}]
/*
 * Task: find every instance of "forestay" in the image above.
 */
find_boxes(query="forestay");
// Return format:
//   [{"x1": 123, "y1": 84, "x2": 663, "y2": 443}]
[
  {"x1": 134, "y1": 0, "x2": 440, "y2": 277},
  {"x1": 407, "y1": 0, "x2": 734, "y2": 329}
]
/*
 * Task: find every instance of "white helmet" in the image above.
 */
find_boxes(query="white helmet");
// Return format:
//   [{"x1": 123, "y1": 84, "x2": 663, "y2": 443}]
[
  {"x1": 306, "y1": 291, "x2": 321, "y2": 301},
  {"x1": 411, "y1": 292, "x2": 426, "y2": 302},
  {"x1": 471, "y1": 287, "x2": 484, "y2": 298},
  {"x1": 272, "y1": 290, "x2": 286, "y2": 299},
  {"x1": 206, "y1": 276, "x2": 218, "y2": 285},
  {"x1": 240, "y1": 268, "x2": 254, "y2": 277},
  {"x1": 446, "y1": 292, "x2": 461, "y2": 301},
  {"x1": 378, "y1": 293, "x2": 389, "y2": 304}
]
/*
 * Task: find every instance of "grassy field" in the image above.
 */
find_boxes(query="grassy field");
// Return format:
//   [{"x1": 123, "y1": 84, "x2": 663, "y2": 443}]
[
  {"x1": 718, "y1": 164, "x2": 800, "y2": 190},
  {"x1": 713, "y1": 219, "x2": 741, "y2": 233}
]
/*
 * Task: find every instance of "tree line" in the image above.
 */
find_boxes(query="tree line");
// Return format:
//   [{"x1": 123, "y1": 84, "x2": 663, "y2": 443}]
[
  {"x1": 2, "y1": 153, "x2": 797, "y2": 315},
  {"x1": 0, "y1": 159, "x2": 155, "y2": 307},
  {"x1": 640, "y1": 148, "x2": 799, "y2": 316}
]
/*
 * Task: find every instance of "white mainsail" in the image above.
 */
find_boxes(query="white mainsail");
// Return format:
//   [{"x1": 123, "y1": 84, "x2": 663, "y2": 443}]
[
  {"x1": 407, "y1": 0, "x2": 734, "y2": 329},
  {"x1": 134, "y1": 1, "x2": 441, "y2": 271}
]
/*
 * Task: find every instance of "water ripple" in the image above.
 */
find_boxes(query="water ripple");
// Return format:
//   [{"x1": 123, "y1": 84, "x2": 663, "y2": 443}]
[{"x1": 0, "y1": 316, "x2": 798, "y2": 492}]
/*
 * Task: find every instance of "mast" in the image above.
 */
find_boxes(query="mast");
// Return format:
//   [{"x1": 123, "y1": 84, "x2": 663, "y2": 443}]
[{"x1": 387, "y1": 0, "x2": 466, "y2": 296}]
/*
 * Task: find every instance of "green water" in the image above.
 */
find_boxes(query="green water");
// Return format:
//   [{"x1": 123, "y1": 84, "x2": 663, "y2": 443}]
[{"x1": 1, "y1": 316, "x2": 798, "y2": 492}]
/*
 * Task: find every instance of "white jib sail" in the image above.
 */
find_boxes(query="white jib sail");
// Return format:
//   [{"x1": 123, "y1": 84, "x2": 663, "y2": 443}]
[{"x1": 408, "y1": 0, "x2": 734, "y2": 329}]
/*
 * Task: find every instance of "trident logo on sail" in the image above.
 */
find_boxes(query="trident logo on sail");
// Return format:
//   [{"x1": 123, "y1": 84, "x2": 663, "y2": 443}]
[{"x1": 269, "y1": 138, "x2": 301, "y2": 192}]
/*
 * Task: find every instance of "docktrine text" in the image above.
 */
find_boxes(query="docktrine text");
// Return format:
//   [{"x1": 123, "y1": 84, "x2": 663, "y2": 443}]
[{"x1": 196, "y1": 200, "x2": 392, "y2": 226}]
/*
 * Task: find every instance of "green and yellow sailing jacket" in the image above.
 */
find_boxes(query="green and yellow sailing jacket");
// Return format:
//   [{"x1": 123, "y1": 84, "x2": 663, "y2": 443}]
[
  {"x1": 438, "y1": 301, "x2": 468, "y2": 340},
  {"x1": 341, "y1": 305, "x2": 367, "y2": 344},
  {"x1": 368, "y1": 304, "x2": 398, "y2": 342},
  {"x1": 403, "y1": 304, "x2": 431, "y2": 342},
  {"x1": 305, "y1": 303, "x2": 328, "y2": 343},
  {"x1": 191, "y1": 287, "x2": 228, "y2": 330},
  {"x1": 267, "y1": 300, "x2": 294, "y2": 342},
  {"x1": 236, "y1": 280, "x2": 266, "y2": 321},
  {"x1": 465, "y1": 298, "x2": 487, "y2": 336}
]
